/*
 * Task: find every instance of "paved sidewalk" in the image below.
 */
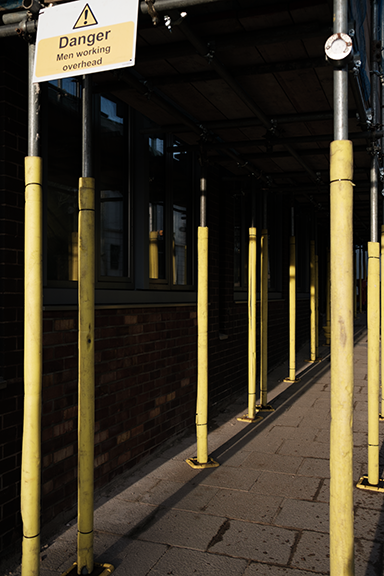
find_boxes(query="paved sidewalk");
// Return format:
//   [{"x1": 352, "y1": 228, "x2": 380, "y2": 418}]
[{"x1": 7, "y1": 314, "x2": 384, "y2": 576}]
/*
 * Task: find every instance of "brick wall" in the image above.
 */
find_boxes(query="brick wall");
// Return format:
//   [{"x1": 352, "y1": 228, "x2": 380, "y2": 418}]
[{"x1": 0, "y1": 37, "x2": 28, "y2": 558}]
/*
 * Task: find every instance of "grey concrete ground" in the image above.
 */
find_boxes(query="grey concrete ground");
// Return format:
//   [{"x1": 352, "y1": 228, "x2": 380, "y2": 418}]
[{"x1": 6, "y1": 314, "x2": 384, "y2": 576}]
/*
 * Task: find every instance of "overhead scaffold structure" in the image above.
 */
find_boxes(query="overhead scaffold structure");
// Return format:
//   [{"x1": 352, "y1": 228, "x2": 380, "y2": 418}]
[{"x1": 2, "y1": 0, "x2": 384, "y2": 575}]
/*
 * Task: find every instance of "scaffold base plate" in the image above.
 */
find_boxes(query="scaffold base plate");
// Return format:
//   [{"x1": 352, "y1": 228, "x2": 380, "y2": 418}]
[
  {"x1": 255, "y1": 404, "x2": 275, "y2": 412},
  {"x1": 356, "y1": 476, "x2": 384, "y2": 492},
  {"x1": 60, "y1": 562, "x2": 114, "y2": 576},
  {"x1": 283, "y1": 377, "x2": 301, "y2": 383},
  {"x1": 379, "y1": 415, "x2": 384, "y2": 421},
  {"x1": 237, "y1": 414, "x2": 263, "y2": 423},
  {"x1": 304, "y1": 358, "x2": 322, "y2": 364},
  {"x1": 186, "y1": 457, "x2": 219, "y2": 469}
]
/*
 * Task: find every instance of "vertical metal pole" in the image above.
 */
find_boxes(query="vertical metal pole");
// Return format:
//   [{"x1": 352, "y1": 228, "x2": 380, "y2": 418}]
[
  {"x1": 285, "y1": 208, "x2": 298, "y2": 382},
  {"x1": 310, "y1": 240, "x2": 316, "y2": 361},
  {"x1": 359, "y1": 246, "x2": 362, "y2": 314},
  {"x1": 353, "y1": 250, "x2": 357, "y2": 318},
  {"x1": 325, "y1": 247, "x2": 331, "y2": 345},
  {"x1": 188, "y1": 166, "x2": 218, "y2": 468},
  {"x1": 77, "y1": 75, "x2": 95, "y2": 575},
  {"x1": 258, "y1": 229, "x2": 271, "y2": 410},
  {"x1": 315, "y1": 254, "x2": 319, "y2": 356},
  {"x1": 329, "y1": 1, "x2": 354, "y2": 572},
  {"x1": 247, "y1": 227, "x2": 257, "y2": 419},
  {"x1": 196, "y1": 165, "x2": 208, "y2": 464},
  {"x1": 381, "y1": 227, "x2": 384, "y2": 419},
  {"x1": 21, "y1": 41, "x2": 43, "y2": 576},
  {"x1": 367, "y1": 242, "x2": 380, "y2": 485}
]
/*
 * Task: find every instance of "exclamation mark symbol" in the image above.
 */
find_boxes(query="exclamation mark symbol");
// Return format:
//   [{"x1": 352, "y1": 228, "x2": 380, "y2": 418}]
[{"x1": 84, "y1": 8, "x2": 88, "y2": 25}]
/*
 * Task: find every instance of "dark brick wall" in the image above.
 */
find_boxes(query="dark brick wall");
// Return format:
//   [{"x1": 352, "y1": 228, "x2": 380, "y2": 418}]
[{"x1": 0, "y1": 37, "x2": 28, "y2": 559}]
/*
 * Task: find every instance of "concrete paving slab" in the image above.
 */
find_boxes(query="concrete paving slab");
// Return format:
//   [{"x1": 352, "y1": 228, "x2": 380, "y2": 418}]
[
  {"x1": 115, "y1": 476, "x2": 160, "y2": 503},
  {"x1": 96, "y1": 538, "x2": 167, "y2": 576},
  {"x1": 271, "y1": 425, "x2": 319, "y2": 443},
  {"x1": 243, "y1": 563, "x2": 320, "y2": 576},
  {"x1": 354, "y1": 538, "x2": 383, "y2": 576},
  {"x1": 93, "y1": 499, "x2": 157, "y2": 536},
  {"x1": 277, "y1": 439, "x2": 329, "y2": 459},
  {"x1": 275, "y1": 499, "x2": 329, "y2": 533},
  {"x1": 198, "y1": 466, "x2": 261, "y2": 490},
  {"x1": 219, "y1": 449, "x2": 255, "y2": 467},
  {"x1": 251, "y1": 470, "x2": 321, "y2": 500},
  {"x1": 140, "y1": 480, "x2": 218, "y2": 511},
  {"x1": 203, "y1": 489, "x2": 283, "y2": 523},
  {"x1": 354, "y1": 507, "x2": 384, "y2": 541},
  {"x1": 137, "y1": 458, "x2": 201, "y2": 483},
  {"x1": 297, "y1": 457, "x2": 329, "y2": 478},
  {"x1": 147, "y1": 547, "x2": 247, "y2": 576},
  {"x1": 290, "y1": 530, "x2": 329, "y2": 572},
  {"x1": 209, "y1": 519, "x2": 297, "y2": 565},
  {"x1": 242, "y1": 451, "x2": 303, "y2": 474},
  {"x1": 137, "y1": 509, "x2": 226, "y2": 550}
]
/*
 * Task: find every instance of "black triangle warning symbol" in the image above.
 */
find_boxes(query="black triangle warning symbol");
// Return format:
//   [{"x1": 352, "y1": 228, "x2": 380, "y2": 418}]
[{"x1": 73, "y1": 4, "x2": 98, "y2": 29}]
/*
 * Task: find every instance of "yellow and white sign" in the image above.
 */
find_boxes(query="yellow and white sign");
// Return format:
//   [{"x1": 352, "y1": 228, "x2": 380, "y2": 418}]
[{"x1": 33, "y1": 0, "x2": 138, "y2": 83}]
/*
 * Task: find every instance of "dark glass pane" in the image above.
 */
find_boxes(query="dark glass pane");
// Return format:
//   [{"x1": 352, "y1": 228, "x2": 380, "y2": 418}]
[
  {"x1": 148, "y1": 136, "x2": 166, "y2": 280},
  {"x1": 47, "y1": 80, "x2": 81, "y2": 281},
  {"x1": 99, "y1": 96, "x2": 127, "y2": 277},
  {"x1": 172, "y1": 144, "x2": 191, "y2": 285}
]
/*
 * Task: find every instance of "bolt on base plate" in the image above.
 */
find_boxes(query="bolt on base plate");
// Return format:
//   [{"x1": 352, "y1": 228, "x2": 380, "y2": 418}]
[
  {"x1": 186, "y1": 457, "x2": 219, "y2": 469},
  {"x1": 237, "y1": 414, "x2": 263, "y2": 422},
  {"x1": 356, "y1": 475, "x2": 384, "y2": 492},
  {"x1": 60, "y1": 562, "x2": 114, "y2": 576}
]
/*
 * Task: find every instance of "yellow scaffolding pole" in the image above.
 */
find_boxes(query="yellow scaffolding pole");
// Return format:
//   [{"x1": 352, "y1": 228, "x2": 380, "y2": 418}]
[
  {"x1": 323, "y1": 248, "x2": 331, "y2": 345},
  {"x1": 353, "y1": 250, "x2": 357, "y2": 318},
  {"x1": 367, "y1": 242, "x2": 380, "y2": 485},
  {"x1": 77, "y1": 177, "x2": 96, "y2": 574},
  {"x1": 187, "y1": 227, "x2": 218, "y2": 468},
  {"x1": 308, "y1": 240, "x2": 318, "y2": 362},
  {"x1": 357, "y1": 241, "x2": 382, "y2": 491},
  {"x1": 329, "y1": 139, "x2": 354, "y2": 575},
  {"x1": 359, "y1": 246, "x2": 362, "y2": 314},
  {"x1": 284, "y1": 236, "x2": 300, "y2": 383},
  {"x1": 315, "y1": 253, "x2": 319, "y2": 357},
  {"x1": 21, "y1": 156, "x2": 43, "y2": 576},
  {"x1": 238, "y1": 228, "x2": 262, "y2": 422},
  {"x1": 381, "y1": 228, "x2": 384, "y2": 420},
  {"x1": 257, "y1": 230, "x2": 273, "y2": 412}
]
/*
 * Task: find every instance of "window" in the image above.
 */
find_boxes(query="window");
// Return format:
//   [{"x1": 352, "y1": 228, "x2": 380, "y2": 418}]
[
  {"x1": 146, "y1": 125, "x2": 194, "y2": 289},
  {"x1": 44, "y1": 81, "x2": 131, "y2": 288},
  {"x1": 43, "y1": 84, "x2": 196, "y2": 304}
]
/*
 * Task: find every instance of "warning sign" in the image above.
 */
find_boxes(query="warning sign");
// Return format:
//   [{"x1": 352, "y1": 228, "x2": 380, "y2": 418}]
[
  {"x1": 73, "y1": 4, "x2": 98, "y2": 29},
  {"x1": 33, "y1": 0, "x2": 138, "y2": 83}
]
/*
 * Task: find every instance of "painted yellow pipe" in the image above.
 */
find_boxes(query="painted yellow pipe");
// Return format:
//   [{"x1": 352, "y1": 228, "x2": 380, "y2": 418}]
[
  {"x1": 196, "y1": 226, "x2": 209, "y2": 464},
  {"x1": 21, "y1": 157, "x2": 43, "y2": 576},
  {"x1": 367, "y1": 241, "x2": 380, "y2": 486},
  {"x1": 315, "y1": 254, "x2": 319, "y2": 357},
  {"x1": 329, "y1": 139, "x2": 354, "y2": 576},
  {"x1": 288, "y1": 236, "x2": 296, "y2": 381},
  {"x1": 149, "y1": 230, "x2": 159, "y2": 279},
  {"x1": 353, "y1": 252, "x2": 357, "y2": 318},
  {"x1": 247, "y1": 228, "x2": 257, "y2": 418},
  {"x1": 359, "y1": 247, "x2": 362, "y2": 314},
  {"x1": 77, "y1": 177, "x2": 95, "y2": 575},
  {"x1": 381, "y1": 228, "x2": 384, "y2": 419},
  {"x1": 310, "y1": 241, "x2": 316, "y2": 361},
  {"x1": 324, "y1": 248, "x2": 331, "y2": 345},
  {"x1": 260, "y1": 229, "x2": 268, "y2": 406}
]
